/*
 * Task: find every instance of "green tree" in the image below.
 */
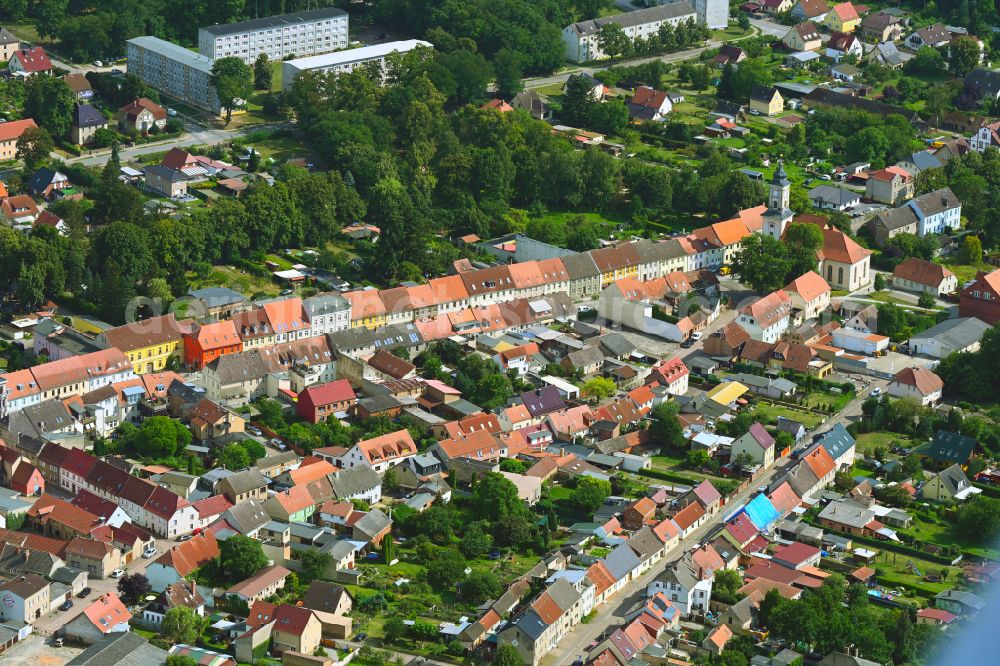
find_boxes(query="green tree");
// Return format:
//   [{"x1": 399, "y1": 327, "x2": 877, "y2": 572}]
[
  {"x1": 384, "y1": 616, "x2": 406, "y2": 644},
  {"x1": 784, "y1": 222, "x2": 824, "y2": 279},
  {"x1": 493, "y1": 48, "x2": 524, "y2": 99},
  {"x1": 382, "y1": 534, "x2": 395, "y2": 563},
  {"x1": 459, "y1": 524, "x2": 493, "y2": 559},
  {"x1": 15, "y1": 126, "x2": 54, "y2": 175},
  {"x1": 957, "y1": 496, "x2": 1000, "y2": 543},
  {"x1": 561, "y1": 73, "x2": 598, "y2": 127},
  {"x1": 571, "y1": 477, "x2": 612, "y2": 513},
  {"x1": 961, "y1": 235, "x2": 983, "y2": 265},
  {"x1": 298, "y1": 550, "x2": 333, "y2": 582},
  {"x1": 596, "y1": 23, "x2": 630, "y2": 60},
  {"x1": 210, "y1": 56, "x2": 253, "y2": 124},
  {"x1": 254, "y1": 53, "x2": 272, "y2": 90},
  {"x1": 167, "y1": 656, "x2": 199, "y2": 666},
  {"x1": 119, "y1": 416, "x2": 192, "y2": 459},
  {"x1": 117, "y1": 572, "x2": 150, "y2": 604},
  {"x1": 949, "y1": 36, "x2": 982, "y2": 77},
  {"x1": 471, "y1": 472, "x2": 524, "y2": 520},
  {"x1": 162, "y1": 606, "x2": 205, "y2": 644},
  {"x1": 462, "y1": 570, "x2": 501, "y2": 603},
  {"x1": 17, "y1": 264, "x2": 45, "y2": 309},
  {"x1": 24, "y1": 75, "x2": 75, "y2": 138},
  {"x1": 873, "y1": 273, "x2": 886, "y2": 291},
  {"x1": 732, "y1": 233, "x2": 792, "y2": 293},
  {"x1": 425, "y1": 549, "x2": 466, "y2": 591},
  {"x1": 650, "y1": 402, "x2": 686, "y2": 451},
  {"x1": 495, "y1": 644, "x2": 523, "y2": 666},
  {"x1": 219, "y1": 534, "x2": 268, "y2": 581},
  {"x1": 35, "y1": 0, "x2": 68, "y2": 40},
  {"x1": 917, "y1": 291, "x2": 936, "y2": 308},
  {"x1": 582, "y1": 377, "x2": 616, "y2": 399},
  {"x1": 218, "y1": 443, "x2": 251, "y2": 470}
]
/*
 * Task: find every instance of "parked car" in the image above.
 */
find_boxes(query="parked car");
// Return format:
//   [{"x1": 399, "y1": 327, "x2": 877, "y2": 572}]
[
  {"x1": 110, "y1": 569, "x2": 125, "y2": 578},
  {"x1": 78, "y1": 587, "x2": 91, "y2": 598},
  {"x1": 870, "y1": 387, "x2": 881, "y2": 397},
  {"x1": 166, "y1": 108, "x2": 177, "y2": 117},
  {"x1": 54, "y1": 638, "x2": 64, "y2": 647},
  {"x1": 60, "y1": 600, "x2": 73, "y2": 611},
  {"x1": 143, "y1": 546, "x2": 157, "y2": 558},
  {"x1": 247, "y1": 425, "x2": 262, "y2": 436},
  {"x1": 690, "y1": 331, "x2": 703, "y2": 341},
  {"x1": 93, "y1": 60, "x2": 103, "y2": 67},
  {"x1": 178, "y1": 534, "x2": 192, "y2": 542}
]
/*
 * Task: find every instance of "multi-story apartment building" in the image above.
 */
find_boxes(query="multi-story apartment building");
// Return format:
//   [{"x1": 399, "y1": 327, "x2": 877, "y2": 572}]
[
  {"x1": 563, "y1": 3, "x2": 697, "y2": 63},
  {"x1": 127, "y1": 36, "x2": 220, "y2": 113},
  {"x1": 0, "y1": 349, "x2": 135, "y2": 417},
  {"x1": 198, "y1": 7, "x2": 349, "y2": 65},
  {"x1": 281, "y1": 39, "x2": 430, "y2": 90}
]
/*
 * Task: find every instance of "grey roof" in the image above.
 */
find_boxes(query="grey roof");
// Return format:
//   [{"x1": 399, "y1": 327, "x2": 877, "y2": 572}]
[
  {"x1": 208, "y1": 349, "x2": 270, "y2": 384},
  {"x1": 0, "y1": 26, "x2": 18, "y2": 45},
  {"x1": 908, "y1": 316, "x2": 990, "y2": 352},
  {"x1": 329, "y1": 465, "x2": 381, "y2": 500},
  {"x1": 750, "y1": 86, "x2": 780, "y2": 102},
  {"x1": 628, "y1": 526, "x2": 663, "y2": 560},
  {"x1": 511, "y1": 608, "x2": 547, "y2": 640},
  {"x1": 813, "y1": 423, "x2": 855, "y2": 461},
  {"x1": 919, "y1": 430, "x2": 977, "y2": 464},
  {"x1": 256, "y1": 450, "x2": 299, "y2": 470},
  {"x1": 808, "y1": 184, "x2": 860, "y2": 207},
  {"x1": 818, "y1": 498, "x2": 875, "y2": 530},
  {"x1": 659, "y1": 557, "x2": 700, "y2": 589},
  {"x1": 145, "y1": 164, "x2": 186, "y2": 182},
  {"x1": 188, "y1": 286, "x2": 248, "y2": 307},
  {"x1": 564, "y1": 344, "x2": 605, "y2": 369},
  {"x1": 201, "y1": 7, "x2": 347, "y2": 36},
  {"x1": 73, "y1": 103, "x2": 107, "y2": 128},
  {"x1": 220, "y1": 468, "x2": 267, "y2": 495},
  {"x1": 303, "y1": 293, "x2": 350, "y2": 317},
  {"x1": 566, "y1": 3, "x2": 695, "y2": 36},
  {"x1": 302, "y1": 580, "x2": 351, "y2": 613},
  {"x1": 776, "y1": 418, "x2": 806, "y2": 435},
  {"x1": 327, "y1": 322, "x2": 423, "y2": 353},
  {"x1": 596, "y1": 332, "x2": 637, "y2": 358},
  {"x1": 128, "y1": 36, "x2": 214, "y2": 74},
  {"x1": 604, "y1": 542, "x2": 642, "y2": 581},
  {"x1": 908, "y1": 187, "x2": 960, "y2": 217},
  {"x1": 68, "y1": 631, "x2": 167, "y2": 666},
  {"x1": 221, "y1": 498, "x2": 270, "y2": 534},
  {"x1": 908, "y1": 151, "x2": 943, "y2": 171},
  {"x1": 353, "y1": 508, "x2": 392, "y2": 539},
  {"x1": 546, "y1": 577, "x2": 583, "y2": 612},
  {"x1": 935, "y1": 588, "x2": 986, "y2": 610},
  {"x1": 965, "y1": 68, "x2": 1000, "y2": 96},
  {"x1": 935, "y1": 463, "x2": 971, "y2": 494},
  {"x1": 875, "y1": 204, "x2": 919, "y2": 232},
  {"x1": 870, "y1": 41, "x2": 909, "y2": 66},
  {"x1": 560, "y1": 252, "x2": 601, "y2": 280},
  {"x1": 634, "y1": 238, "x2": 687, "y2": 264}
]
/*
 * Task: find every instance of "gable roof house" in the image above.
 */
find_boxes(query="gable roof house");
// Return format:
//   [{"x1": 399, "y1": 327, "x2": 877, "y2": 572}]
[
  {"x1": 825, "y1": 31, "x2": 863, "y2": 62},
  {"x1": 791, "y1": 0, "x2": 829, "y2": 22},
  {"x1": 907, "y1": 22, "x2": 952, "y2": 49},
  {"x1": 71, "y1": 103, "x2": 109, "y2": 146},
  {"x1": 914, "y1": 430, "x2": 978, "y2": 468},
  {"x1": 749, "y1": 87, "x2": 783, "y2": 117},
  {"x1": 888, "y1": 366, "x2": 944, "y2": 406},
  {"x1": 731, "y1": 423, "x2": 776, "y2": 468},
  {"x1": 64, "y1": 592, "x2": 132, "y2": 644},
  {"x1": 784, "y1": 21, "x2": 823, "y2": 52},
  {"x1": 626, "y1": 86, "x2": 672, "y2": 122},
  {"x1": 118, "y1": 97, "x2": 168, "y2": 133},
  {"x1": 737, "y1": 291, "x2": 792, "y2": 343},
  {"x1": 922, "y1": 464, "x2": 981, "y2": 503},
  {"x1": 8, "y1": 46, "x2": 52, "y2": 75},
  {"x1": 824, "y1": 2, "x2": 861, "y2": 33},
  {"x1": 861, "y1": 12, "x2": 903, "y2": 42},
  {"x1": 145, "y1": 532, "x2": 220, "y2": 592},
  {"x1": 340, "y1": 429, "x2": 417, "y2": 476}
]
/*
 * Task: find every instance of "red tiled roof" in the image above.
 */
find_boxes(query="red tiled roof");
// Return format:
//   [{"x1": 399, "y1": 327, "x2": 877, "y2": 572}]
[
  {"x1": 12, "y1": 47, "x2": 52, "y2": 72},
  {"x1": 0, "y1": 118, "x2": 38, "y2": 143},
  {"x1": 153, "y1": 532, "x2": 220, "y2": 577},
  {"x1": 785, "y1": 270, "x2": 830, "y2": 302},
  {"x1": 891, "y1": 366, "x2": 943, "y2": 395},
  {"x1": 892, "y1": 257, "x2": 954, "y2": 287},
  {"x1": 81, "y1": 592, "x2": 131, "y2": 634},
  {"x1": 300, "y1": 379, "x2": 356, "y2": 407}
]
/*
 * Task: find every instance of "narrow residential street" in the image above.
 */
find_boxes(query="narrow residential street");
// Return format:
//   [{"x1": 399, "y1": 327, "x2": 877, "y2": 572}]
[{"x1": 542, "y1": 460, "x2": 792, "y2": 666}]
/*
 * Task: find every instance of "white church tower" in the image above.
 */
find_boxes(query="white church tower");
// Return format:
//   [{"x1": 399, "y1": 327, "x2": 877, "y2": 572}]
[{"x1": 762, "y1": 161, "x2": 793, "y2": 239}]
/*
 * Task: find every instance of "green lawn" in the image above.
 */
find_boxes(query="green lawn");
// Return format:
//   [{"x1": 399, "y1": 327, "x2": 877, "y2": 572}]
[
  {"x1": 711, "y1": 25, "x2": 754, "y2": 40},
  {"x1": 899, "y1": 514, "x2": 1000, "y2": 561},
  {"x1": 801, "y1": 390, "x2": 852, "y2": 412},
  {"x1": 939, "y1": 261, "x2": 985, "y2": 284},
  {"x1": 757, "y1": 402, "x2": 825, "y2": 428},
  {"x1": 874, "y1": 549, "x2": 963, "y2": 599},
  {"x1": 854, "y1": 432, "x2": 917, "y2": 455},
  {"x1": 865, "y1": 291, "x2": 943, "y2": 312}
]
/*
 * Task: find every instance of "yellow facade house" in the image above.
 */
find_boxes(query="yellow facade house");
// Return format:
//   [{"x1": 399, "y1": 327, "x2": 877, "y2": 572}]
[
  {"x1": 97, "y1": 313, "x2": 190, "y2": 374},
  {"x1": 824, "y1": 2, "x2": 861, "y2": 33}
]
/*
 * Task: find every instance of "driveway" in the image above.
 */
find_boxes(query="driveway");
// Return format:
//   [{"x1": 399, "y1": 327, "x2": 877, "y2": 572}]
[
  {"x1": 1, "y1": 634, "x2": 83, "y2": 666},
  {"x1": 748, "y1": 17, "x2": 790, "y2": 38}
]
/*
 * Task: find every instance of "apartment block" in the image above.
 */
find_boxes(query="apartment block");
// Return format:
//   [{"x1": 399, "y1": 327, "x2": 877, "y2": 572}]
[
  {"x1": 282, "y1": 39, "x2": 431, "y2": 90},
  {"x1": 198, "y1": 7, "x2": 349, "y2": 65},
  {"x1": 127, "y1": 36, "x2": 220, "y2": 113}
]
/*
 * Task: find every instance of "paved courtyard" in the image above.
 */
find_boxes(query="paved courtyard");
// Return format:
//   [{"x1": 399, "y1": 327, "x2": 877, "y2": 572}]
[{"x1": 2, "y1": 634, "x2": 83, "y2": 666}]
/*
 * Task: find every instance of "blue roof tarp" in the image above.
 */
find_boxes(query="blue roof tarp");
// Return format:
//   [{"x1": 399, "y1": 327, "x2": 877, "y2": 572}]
[{"x1": 745, "y1": 494, "x2": 780, "y2": 531}]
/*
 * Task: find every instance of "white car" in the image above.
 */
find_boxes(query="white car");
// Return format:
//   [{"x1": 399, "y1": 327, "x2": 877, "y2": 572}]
[
  {"x1": 690, "y1": 331, "x2": 703, "y2": 341},
  {"x1": 111, "y1": 569, "x2": 125, "y2": 578},
  {"x1": 870, "y1": 387, "x2": 881, "y2": 397},
  {"x1": 166, "y1": 108, "x2": 178, "y2": 117},
  {"x1": 142, "y1": 547, "x2": 157, "y2": 559},
  {"x1": 93, "y1": 60, "x2": 103, "y2": 67}
]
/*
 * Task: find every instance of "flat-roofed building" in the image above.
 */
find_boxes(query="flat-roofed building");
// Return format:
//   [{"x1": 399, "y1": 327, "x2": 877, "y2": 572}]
[
  {"x1": 127, "y1": 36, "x2": 220, "y2": 113},
  {"x1": 282, "y1": 39, "x2": 431, "y2": 90},
  {"x1": 199, "y1": 7, "x2": 348, "y2": 64}
]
